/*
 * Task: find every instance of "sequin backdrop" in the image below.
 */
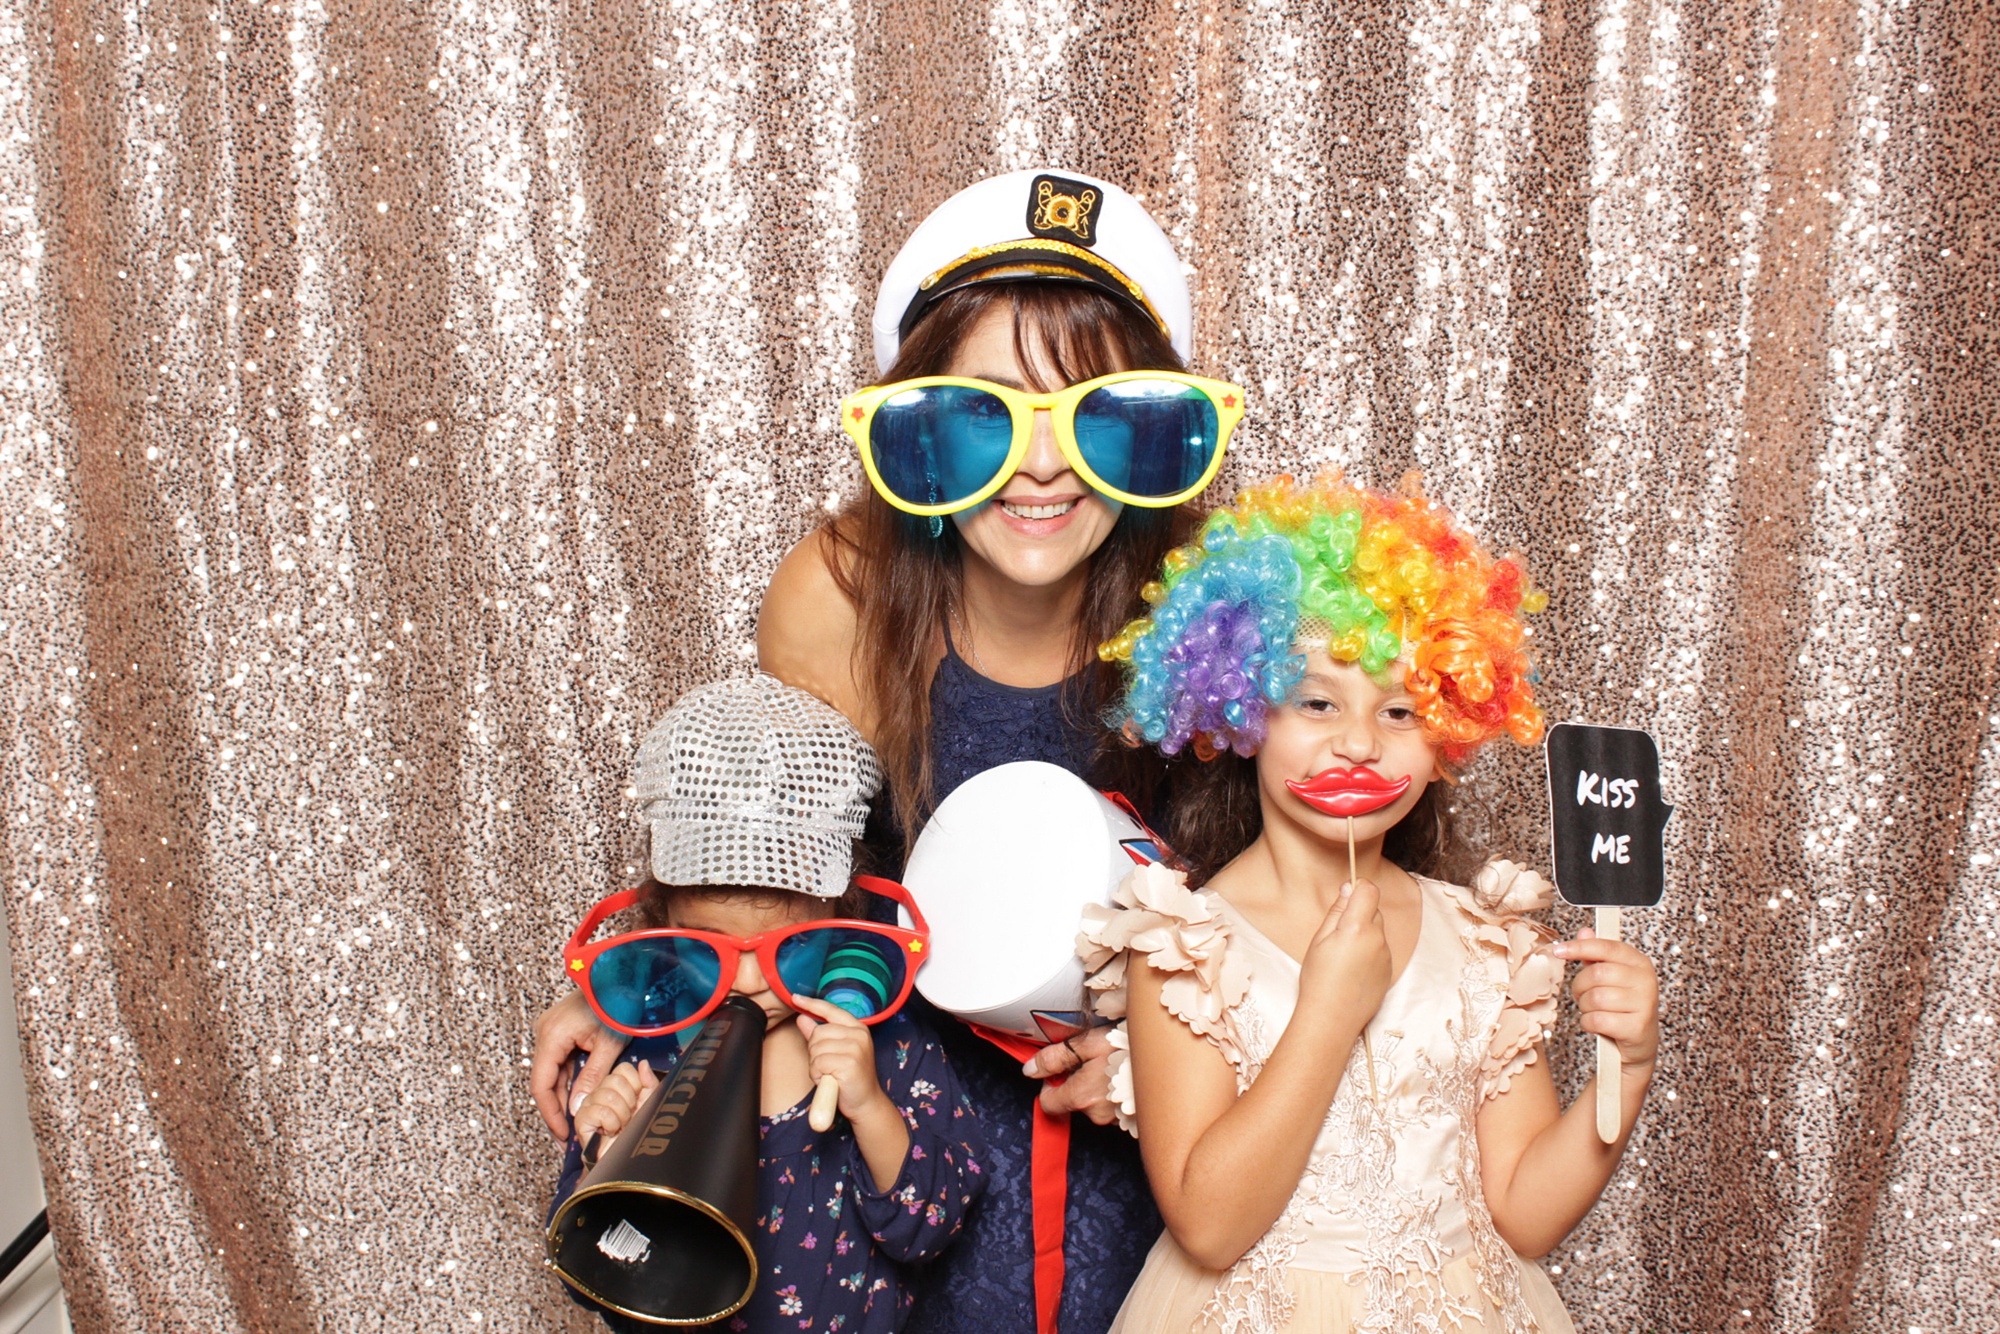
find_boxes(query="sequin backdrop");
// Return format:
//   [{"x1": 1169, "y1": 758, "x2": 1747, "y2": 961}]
[{"x1": 0, "y1": 0, "x2": 1993, "y2": 1327}]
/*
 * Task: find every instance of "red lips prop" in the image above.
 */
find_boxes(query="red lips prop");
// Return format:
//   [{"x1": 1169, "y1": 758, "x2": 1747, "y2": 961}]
[{"x1": 1284, "y1": 767, "x2": 1413, "y2": 818}]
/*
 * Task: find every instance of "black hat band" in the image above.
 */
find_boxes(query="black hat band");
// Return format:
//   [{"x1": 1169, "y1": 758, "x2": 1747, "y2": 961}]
[{"x1": 898, "y1": 239, "x2": 1169, "y2": 345}]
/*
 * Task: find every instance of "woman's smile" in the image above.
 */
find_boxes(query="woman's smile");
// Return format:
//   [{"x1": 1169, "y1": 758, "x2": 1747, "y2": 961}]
[{"x1": 996, "y1": 496, "x2": 1081, "y2": 523}]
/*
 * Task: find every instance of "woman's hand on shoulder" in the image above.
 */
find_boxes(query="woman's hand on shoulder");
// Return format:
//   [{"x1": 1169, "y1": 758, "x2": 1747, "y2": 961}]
[
  {"x1": 758, "y1": 528, "x2": 872, "y2": 738},
  {"x1": 530, "y1": 991, "x2": 632, "y2": 1140},
  {"x1": 1297, "y1": 877, "x2": 1393, "y2": 1033},
  {"x1": 1554, "y1": 928, "x2": 1661, "y2": 1076}
]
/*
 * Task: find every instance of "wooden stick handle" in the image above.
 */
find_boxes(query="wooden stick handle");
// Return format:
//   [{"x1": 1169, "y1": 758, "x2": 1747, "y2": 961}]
[
  {"x1": 1595, "y1": 905, "x2": 1621, "y2": 1144},
  {"x1": 1348, "y1": 817, "x2": 1380, "y2": 1107},
  {"x1": 809, "y1": 1073, "x2": 841, "y2": 1132}
]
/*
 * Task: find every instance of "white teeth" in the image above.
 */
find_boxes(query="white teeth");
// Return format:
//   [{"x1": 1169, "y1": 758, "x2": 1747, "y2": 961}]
[{"x1": 1001, "y1": 500, "x2": 1077, "y2": 520}]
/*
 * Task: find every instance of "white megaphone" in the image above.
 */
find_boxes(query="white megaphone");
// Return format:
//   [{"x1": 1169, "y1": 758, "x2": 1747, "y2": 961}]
[{"x1": 898, "y1": 761, "x2": 1162, "y2": 1045}]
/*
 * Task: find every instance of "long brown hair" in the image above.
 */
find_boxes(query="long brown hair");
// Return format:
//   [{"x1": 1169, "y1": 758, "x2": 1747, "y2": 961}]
[
  {"x1": 1164, "y1": 754, "x2": 1464, "y2": 888},
  {"x1": 824, "y1": 282, "x2": 1196, "y2": 846}
]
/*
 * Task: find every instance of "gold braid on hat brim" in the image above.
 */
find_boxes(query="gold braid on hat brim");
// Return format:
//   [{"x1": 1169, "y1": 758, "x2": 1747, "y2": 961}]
[{"x1": 917, "y1": 239, "x2": 1169, "y2": 337}]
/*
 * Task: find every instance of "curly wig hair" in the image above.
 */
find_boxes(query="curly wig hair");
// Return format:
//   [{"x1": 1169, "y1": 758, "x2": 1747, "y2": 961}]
[{"x1": 1102, "y1": 472, "x2": 1546, "y2": 767}]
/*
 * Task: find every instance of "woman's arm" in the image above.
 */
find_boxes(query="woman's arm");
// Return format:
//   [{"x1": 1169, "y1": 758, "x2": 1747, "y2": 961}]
[
  {"x1": 757, "y1": 529, "x2": 873, "y2": 740},
  {"x1": 1476, "y1": 931, "x2": 1660, "y2": 1257},
  {"x1": 1129, "y1": 878, "x2": 1392, "y2": 1269}
]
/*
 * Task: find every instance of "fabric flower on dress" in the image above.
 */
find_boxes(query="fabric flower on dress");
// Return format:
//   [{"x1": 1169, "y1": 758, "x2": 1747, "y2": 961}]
[
  {"x1": 1470, "y1": 858, "x2": 1555, "y2": 914},
  {"x1": 1439, "y1": 874, "x2": 1562, "y2": 1101},
  {"x1": 1077, "y1": 862, "x2": 1255, "y2": 1135},
  {"x1": 1483, "y1": 914, "x2": 1562, "y2": 1096}
]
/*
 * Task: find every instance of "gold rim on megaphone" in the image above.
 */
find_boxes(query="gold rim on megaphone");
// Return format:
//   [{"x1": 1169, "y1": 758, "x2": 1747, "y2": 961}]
[{"x1": 546, "y1": 995, "x2": 764, "y2": 1324}]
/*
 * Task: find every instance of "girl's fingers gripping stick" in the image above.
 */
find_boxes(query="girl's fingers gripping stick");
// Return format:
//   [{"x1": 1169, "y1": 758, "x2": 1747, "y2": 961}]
[
  {"x1": 1595, "y1": 906, "x2": 1621, "y2": 1144},
  {"x1": 797, "y1": 995, "x2": 867, "y2": 1133}
]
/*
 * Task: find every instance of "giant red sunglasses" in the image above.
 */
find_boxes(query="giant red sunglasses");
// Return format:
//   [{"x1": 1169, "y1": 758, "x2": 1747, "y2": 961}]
[{"x1": 563, "y1": 876, "x2": 930, "y2": 1038}]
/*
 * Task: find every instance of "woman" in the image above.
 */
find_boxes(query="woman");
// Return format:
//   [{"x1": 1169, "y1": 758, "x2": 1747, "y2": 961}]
[{"x1": 533, "y1": 169, "x2": 1244, "y2": 1332}]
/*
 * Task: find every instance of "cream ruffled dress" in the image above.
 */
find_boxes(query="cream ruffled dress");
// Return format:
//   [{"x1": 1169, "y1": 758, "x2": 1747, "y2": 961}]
[{"x1": 1077, "y1": 861, "x2": 1574, "y2": 1334}]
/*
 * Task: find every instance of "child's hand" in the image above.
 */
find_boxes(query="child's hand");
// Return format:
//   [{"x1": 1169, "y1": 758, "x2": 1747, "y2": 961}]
[
  {"x1": 1556, "y1": 929, "x2": 1661, "y2": 1075},
  {"x1": 573, "y1": 1059, "x2": 659, "y2": 1154},
  {"x1": 1299, "y1": 877, "x2": 1394, "y2": 1029},
  {"x1": 795, "y1": 997, "x2": 893, "y2": 1124}
]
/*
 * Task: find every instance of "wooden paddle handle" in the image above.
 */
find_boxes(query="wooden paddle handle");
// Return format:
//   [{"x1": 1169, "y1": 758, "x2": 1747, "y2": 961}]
[
  {"x1": 1595, "y1": 905, "x2": 1621, "y2": 1144},
  {"x1": 809, "y1": 1073, "x2": 841, "y2": 1132}
]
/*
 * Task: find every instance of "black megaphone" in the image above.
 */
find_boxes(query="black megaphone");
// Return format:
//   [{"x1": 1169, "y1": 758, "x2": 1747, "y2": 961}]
[{"x1": 546, "y1": 995, "x2": 764, "y2": 1325}]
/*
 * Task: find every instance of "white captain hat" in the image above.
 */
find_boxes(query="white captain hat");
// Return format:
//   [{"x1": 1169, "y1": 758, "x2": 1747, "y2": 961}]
[{"x1": 871, "y1": 168, "x2": 1193, "y2": 375}]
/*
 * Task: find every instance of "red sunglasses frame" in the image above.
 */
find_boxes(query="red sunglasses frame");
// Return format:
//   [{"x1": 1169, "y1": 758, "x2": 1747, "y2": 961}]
[{"x1": 562, "y1": 875, "x2": 931, "y2": 1039}]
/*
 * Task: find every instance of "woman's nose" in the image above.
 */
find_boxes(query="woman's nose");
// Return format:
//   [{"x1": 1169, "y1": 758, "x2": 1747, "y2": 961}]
[{"x1": 1016, "y1": 407, "x2": 1066, "y2": 483}]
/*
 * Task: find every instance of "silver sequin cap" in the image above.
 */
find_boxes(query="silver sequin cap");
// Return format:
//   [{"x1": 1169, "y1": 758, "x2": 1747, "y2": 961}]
[{"x1": 633, "y1": 674, "x2": 883, "y2": 899}]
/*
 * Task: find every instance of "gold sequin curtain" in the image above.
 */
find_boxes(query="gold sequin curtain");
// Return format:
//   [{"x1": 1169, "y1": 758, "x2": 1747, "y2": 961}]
[{"x1": 1, "y1": 0, "x2": 1993, "y2": 1328}]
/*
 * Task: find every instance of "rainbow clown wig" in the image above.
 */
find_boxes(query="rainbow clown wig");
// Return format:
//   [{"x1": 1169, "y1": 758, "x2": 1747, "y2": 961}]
[{"x1": 1101, "y1": 473, "x2": 1546, "y2": 766}]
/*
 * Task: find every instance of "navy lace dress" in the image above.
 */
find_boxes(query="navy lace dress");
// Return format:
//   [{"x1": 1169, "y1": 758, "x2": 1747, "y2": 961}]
[{"x1": 899, "y1": 642, "x2": 1164, "y2": 1334}]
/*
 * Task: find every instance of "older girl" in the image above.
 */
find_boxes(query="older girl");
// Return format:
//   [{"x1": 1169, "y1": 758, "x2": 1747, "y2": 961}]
[{"x1": 1084, "y1": 475, "x2": 1660, "y2": 1331}]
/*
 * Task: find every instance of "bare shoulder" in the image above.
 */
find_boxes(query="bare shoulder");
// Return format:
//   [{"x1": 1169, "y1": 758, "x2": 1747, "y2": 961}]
[{"x1": 758, "y1": 528, "x2": 873, "y2": 737}]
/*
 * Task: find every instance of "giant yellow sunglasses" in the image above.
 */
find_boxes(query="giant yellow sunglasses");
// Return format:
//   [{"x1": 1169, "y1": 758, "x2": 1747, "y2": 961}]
[{"x1": 841, "y1": 371, "x2": 1247, "y2": 517}]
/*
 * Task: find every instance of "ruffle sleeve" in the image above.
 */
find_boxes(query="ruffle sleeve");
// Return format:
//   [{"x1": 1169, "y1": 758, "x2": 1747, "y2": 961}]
[
  {"x1": 1441, "y1": 862, "x2": 1563, "y2": 1102},
  {"x1": 1075, "y1": 861, "x2": 1254, "y2": 1136}
]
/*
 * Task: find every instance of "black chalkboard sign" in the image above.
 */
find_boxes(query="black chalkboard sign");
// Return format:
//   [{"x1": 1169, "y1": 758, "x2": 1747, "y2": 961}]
[{"x1": 1545, "y1": 722, "x2": 1672, "y2": 908}]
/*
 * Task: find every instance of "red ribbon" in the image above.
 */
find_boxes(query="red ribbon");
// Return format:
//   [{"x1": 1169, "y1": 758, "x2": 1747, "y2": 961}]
[{"x1": 969, "y1": 1023, "x2": 1071, "y2": 1334}]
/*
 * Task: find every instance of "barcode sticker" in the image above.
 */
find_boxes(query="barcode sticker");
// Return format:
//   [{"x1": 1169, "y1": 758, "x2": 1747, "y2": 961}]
[{"x1": 597, "y1": 1218, "x2": 652, "y2": 1264}]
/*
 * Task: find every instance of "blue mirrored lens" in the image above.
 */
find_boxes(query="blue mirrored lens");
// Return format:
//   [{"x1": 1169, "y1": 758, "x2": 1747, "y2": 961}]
[
  {"x1": 775, "y1": 927, "x2": 907, "y2": 1021},
  {"x1": 1073, "y1": 380, "x2": 1219, "y2": 499},
  {"x1": 870, "y1": 386, "x2": 1015, "y2": 508},
  {"x1": 590, "y1": 937, "x2": 723, "y2": 1033}
]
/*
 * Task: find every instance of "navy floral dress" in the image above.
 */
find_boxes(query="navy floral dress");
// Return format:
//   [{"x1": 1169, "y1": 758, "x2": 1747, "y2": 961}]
[
  {"x1": 896, "y1": 645, "x2": 1166, "y2": 1334},
  {"x1": 555, "y1": 1010, "x2": 986, "y2": 1333}
]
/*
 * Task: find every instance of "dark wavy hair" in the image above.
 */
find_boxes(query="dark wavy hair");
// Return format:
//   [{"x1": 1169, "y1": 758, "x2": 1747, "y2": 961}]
[{"x1": 823, "y1": 281, "x2": 1198, "y2": 848}]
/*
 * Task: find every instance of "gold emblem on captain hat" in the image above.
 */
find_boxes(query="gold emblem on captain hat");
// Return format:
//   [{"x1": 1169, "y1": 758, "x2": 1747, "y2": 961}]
[{"x1": 1033, "y1": 181, "x2": 1097, "y2": 243}]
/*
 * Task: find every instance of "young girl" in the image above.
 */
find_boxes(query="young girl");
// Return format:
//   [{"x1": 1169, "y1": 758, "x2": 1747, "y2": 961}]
[
  {"x1": 554, "y1": 674, "x2": 986, "y2": 1333},
  {"x1": 1083, "y1": 475, "x2": 1661, "y2": 1332}
]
